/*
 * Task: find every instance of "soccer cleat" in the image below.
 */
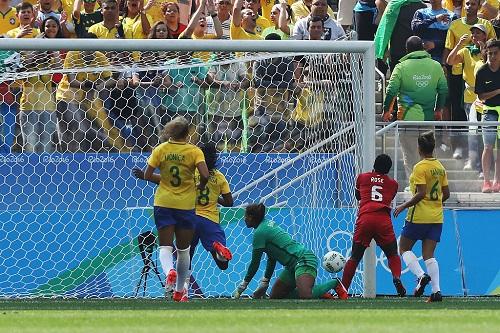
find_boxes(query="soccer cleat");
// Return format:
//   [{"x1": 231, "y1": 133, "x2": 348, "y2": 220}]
[
  {"x1": 165, "y1": 269, "x2": 177, "y2": 300},
  {"x1": 173, "y1": 289, "x2": 188, "y2": 302},
  {"x1": 414, "y1": 273, "x2": 431, "y2": 297},
  {"x1": 482, "y1": 180, "x2": 493, "y2": 193},
  {"x1": 320, "y1": 292, "x2": 336, "y2": 299},
  {"x1": 393, "y1": 277, "x2": 406, "y2": 297},
  {"x1": 213, "y1": 241, "x2": 233, "y2": 261},
  {"x1": 426, "y1": 291, "x2": 443, "y2": 303},
  {"x1": 334, "y1": 278, "x2": 349, "y2": 300}
]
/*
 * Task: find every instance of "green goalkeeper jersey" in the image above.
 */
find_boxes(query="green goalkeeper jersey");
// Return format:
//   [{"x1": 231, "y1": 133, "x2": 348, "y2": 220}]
[{"x1": 244, "y1": 220, "x2": 306, "y2": 282}]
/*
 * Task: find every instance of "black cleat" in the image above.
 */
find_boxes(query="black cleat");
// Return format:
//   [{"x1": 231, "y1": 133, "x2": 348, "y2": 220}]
[
  {"x1": 414, "y1": 273, "x2": 431, "y2": 297},
  {"x1": 426, "y1": 291, "x2": 442, "y2": 302},
  {"x1": 393, "y1": 277, "x2": 406, "y2": 297}
]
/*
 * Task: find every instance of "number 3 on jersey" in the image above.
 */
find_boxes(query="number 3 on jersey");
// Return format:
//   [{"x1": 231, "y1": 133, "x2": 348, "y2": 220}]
[{"x1": 371, "y1": 185, "x2": 383, "y2": 202}]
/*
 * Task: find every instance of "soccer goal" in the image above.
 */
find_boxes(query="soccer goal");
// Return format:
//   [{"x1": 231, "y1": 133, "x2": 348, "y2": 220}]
[{"x1": 0, "y1": 39, "x2": 375, "y2": 298}]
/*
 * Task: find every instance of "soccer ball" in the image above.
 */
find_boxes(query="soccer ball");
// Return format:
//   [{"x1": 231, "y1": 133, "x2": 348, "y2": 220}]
[{"x1": 322, "y1": 251, "x2": 346, "y2": 273}]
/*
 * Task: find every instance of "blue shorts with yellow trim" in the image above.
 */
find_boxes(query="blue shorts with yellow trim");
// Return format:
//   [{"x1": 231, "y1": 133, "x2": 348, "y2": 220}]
[
  {"x1": 402, "y1": 221, "x2": 442, "y2": 242},
  {"x1": 154, "y1": 206, "x2": 196, "y2": 230}
]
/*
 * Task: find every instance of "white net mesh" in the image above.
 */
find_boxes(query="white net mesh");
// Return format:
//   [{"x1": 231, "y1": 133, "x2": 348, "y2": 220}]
[{"x1": 0, "y1": 45, "x2": 368, "y2": 298}]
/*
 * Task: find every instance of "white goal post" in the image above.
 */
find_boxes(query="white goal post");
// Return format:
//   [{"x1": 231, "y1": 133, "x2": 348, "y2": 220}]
[{"x1": 0, "y1": 39, "x2": 376, "y2": 298}]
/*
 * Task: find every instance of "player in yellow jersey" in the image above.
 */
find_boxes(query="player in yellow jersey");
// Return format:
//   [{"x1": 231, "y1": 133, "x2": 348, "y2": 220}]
[
  {"x1": 394, "y1": 131, "x2": 450, "y2": 302},
  {"x1": 144, "y1": 116, "x2": 209, "y2": 302},
  {"x1": 134, "y1": 143, "x2": 234, "y2": 300}
]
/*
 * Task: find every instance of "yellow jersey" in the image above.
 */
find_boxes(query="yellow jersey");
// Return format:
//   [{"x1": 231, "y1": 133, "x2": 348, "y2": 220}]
[
  {"x1": 88, "y1": 22, "x2": 134, "y2": 39},
  {"x1": 445, "y1": 18, "x2": 496, "y2": 75},
  {"x1": 121, "y1": 13, "x2": 153, "y2": 39},
  {"x1": 148, "y1": 140, "x2": 205, "y2": 210},
  {"x1": 457, "y1": 47, "x2": 483, "y2": 104},
  {"x1": 5, "y1": 26, "x2": 40, "y2": 38},
  {"x1": 260, "y1": 0, "x2": 295, "y2": 23},
  {"x1": 146, "y1": 0, "x2": 177, "y2": 25},
  {"x1": 191, "y1": 33, "x2": 217, "y2": 62},
  {"x1": 443, "y1": 0, "x2": 499, "y2": 19},
  {"x1": 255, "y1": 16, "x2": 272, "y2": 35},
  {"x1": 19, "y1": 74, "x2": 56, "y2": 112},
  {"x1": 230, "y1": 21, "x2": 263, "y2": 40},
  {"x1": 56, "y1": 51, "x2": 112, "y2": 102},
  {"x1": 195, "y1": 169, "x2": 231, "y2": 224},
  {"x1": 290, "y1": 0, "x2": 336, "y2": 24},
  {"x1": 406, "y1": 158, "x2": 449, "y2": 224},
  {"x1": 0, "y1": 7, "x2": 19, "y2": 35}
]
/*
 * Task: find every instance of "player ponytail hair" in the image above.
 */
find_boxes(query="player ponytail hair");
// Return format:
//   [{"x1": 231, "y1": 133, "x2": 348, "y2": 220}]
[
  {"x1": 418, "y1": 131, "x2": 435, "y2": 155},
  {"x1": 200, "y1": 142, "x2": 218, "y2": 172},
  {"x1": 245, "y1": 203, "x2": 266, "y2": 224},
  {"x1": 373, "y1": 154, "x2": 392, "y2": 174},
  {"x1": 161, "y1": 116, "x2": 189, "y2": 141}
]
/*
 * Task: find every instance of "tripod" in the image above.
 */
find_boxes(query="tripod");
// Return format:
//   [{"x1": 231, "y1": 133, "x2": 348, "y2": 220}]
[{"x1": 134, "y1": 231, "x2": 164, "y2": 297}]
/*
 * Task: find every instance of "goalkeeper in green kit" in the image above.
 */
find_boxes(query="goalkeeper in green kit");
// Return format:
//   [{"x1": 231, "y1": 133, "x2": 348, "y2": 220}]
[{"x1": 233, "y1": 203, "x2": 348, "y2": 300}]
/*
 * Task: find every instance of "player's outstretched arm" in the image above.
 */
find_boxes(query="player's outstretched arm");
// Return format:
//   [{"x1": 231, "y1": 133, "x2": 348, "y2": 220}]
[
  {"x1": 218, "y1": 193, "x2": 234, "y2": 207},
  {"x1": 132, "y1": 168, "x2": 160, "y2": 185},
  {"x1": 233, "y1": 248, "x2": 265, "y2": 298},
  {"x1": 393, "y1": 184, "x2": 426, "y2": 217}
]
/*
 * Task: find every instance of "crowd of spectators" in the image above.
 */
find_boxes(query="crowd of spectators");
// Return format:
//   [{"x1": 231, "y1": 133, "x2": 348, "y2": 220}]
[
  {"x1": 1, "y1": 0, "x2": 352, "y2": 154},
  {"x1": 0, "y1": 0, "x2": 499, "y2": 189}
]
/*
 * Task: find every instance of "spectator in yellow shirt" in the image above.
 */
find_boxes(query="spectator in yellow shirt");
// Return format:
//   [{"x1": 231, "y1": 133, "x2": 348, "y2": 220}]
[
  {"x1": 242, "y1": 0, "x2": 271, "y2": 34},
  {"x1": 0, "y1": 0, "x2": 19, "y2": 35},
  {"x1": 121, "y1": 0, "x2": 152, "y2": 38},
  {"x1": 230, "y1": 0, "x2": 262, "y2": 39},
  {"x1": 443, "y1": 0, "x2": 498, "y2": 20},
  {"x1": 179, "y1": 0, "x2": 222, "y2": 62},
  {"x1": 6, "y1": 2, "x2": 40, "y2": 38},
  {"x1": 88, "y1": 0, "x2": 133, "y2": 38},
  {"x1": 290, "y1": 0, "x2": 335, "y2": 24}
]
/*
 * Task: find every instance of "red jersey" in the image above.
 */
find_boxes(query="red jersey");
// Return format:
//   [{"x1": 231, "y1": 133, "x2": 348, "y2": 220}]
[{"x1": 356, "y1": 171, "x2": 398, "y2": 217}]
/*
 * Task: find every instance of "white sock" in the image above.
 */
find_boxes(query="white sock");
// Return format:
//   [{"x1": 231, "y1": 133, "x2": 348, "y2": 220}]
[
  {"x1": 425, "y1": 258, "x2": 440, "y2": 293},
  {"x1": 402, "y1": 251, "x2": 425, "y2": 278},
  {"x1": 159, "y1": 246, "x2": 174, "y2": 277},
  {"x1": 175, "y1": 246, "x2": 191, "y2": 292},
  {"x1": 184, "y1": 270, "x2": 191, "y2": 291},
  {"x1": 216, "y1": 252, "x2": 228, "y2": 262}
]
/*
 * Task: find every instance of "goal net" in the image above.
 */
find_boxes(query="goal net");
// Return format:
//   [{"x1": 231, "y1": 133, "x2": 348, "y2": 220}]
[{"x1": 0, "y1": 39, "x2": 375, "y2": 298}]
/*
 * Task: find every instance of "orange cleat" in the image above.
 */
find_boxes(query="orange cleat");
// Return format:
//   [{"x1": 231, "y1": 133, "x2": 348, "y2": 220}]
[
  {"x1": 213, "y1": 241, "x2": 233, "y2": 261},
  {"x1": 173, "y1": 289, "x2": 188, "y2": 302},
  {"x1": 334, "y1": 278, "x2": 349, "y2": 300},
  {"x1": 165, "y1": 269, "x2": 177, "y2": 300}
]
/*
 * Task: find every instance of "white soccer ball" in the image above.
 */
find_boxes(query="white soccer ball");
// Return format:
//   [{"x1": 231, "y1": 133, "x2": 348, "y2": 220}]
[{"x1": 322, "y1": 251, "x2": 346, "y2": 273}]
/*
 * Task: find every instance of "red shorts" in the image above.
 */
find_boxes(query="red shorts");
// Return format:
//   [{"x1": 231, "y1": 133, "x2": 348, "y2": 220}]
[{"x1": 353, "y1": 211, "x2": 396, "y2": 247}]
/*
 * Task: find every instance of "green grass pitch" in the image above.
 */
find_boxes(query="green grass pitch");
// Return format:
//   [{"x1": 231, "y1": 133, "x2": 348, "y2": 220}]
[{"x1": 0, "y1": 297, "x2": 499, "y2": 333}]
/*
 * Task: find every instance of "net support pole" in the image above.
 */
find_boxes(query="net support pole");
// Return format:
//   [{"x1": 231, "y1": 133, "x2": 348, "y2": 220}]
[{"x1": 361, "y1": 44, "x2": 376, "y2": 298}]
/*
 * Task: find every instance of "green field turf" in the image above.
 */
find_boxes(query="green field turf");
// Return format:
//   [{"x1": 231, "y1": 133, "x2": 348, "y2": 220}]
[{"x1": 0, "y1": 298, "x2": 499, "y2": 333}]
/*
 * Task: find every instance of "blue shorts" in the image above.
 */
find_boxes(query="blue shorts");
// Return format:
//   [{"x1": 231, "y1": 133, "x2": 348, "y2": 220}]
[
  {"x1": 191, "y1": 215, "x2": 226, "y2": 252},
  {"x1": 482, "y1": 112, "x2": 499, "y2": 146},
  {"x1": 154, "y1": 206, "x2": 196, "y2": 230},
  {"x1": 401, "y1": 221, "x2": 442, "y2": 242}
]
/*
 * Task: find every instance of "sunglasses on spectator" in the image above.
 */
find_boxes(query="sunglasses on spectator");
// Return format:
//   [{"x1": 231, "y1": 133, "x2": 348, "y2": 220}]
[
  {"x1": 83, "y1": 0, "x2": 97, "y2": 3},
  {"x1": 217, "y1": 1, "x2": 231, "y2": 4}
]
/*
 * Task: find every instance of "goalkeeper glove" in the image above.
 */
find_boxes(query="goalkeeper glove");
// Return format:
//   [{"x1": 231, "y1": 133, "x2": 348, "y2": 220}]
[
  {"x1": 232, "y1": 280, "x2": 249, "y2": 299},
  {"x1": 252, "y1": 277, "x2": 270, "y2": 299}
]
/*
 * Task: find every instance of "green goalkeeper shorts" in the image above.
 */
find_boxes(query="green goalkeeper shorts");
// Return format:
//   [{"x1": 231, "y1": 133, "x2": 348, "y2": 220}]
[{"x1": 279, "y1": 250, "x2": 318, "y2": 287}]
